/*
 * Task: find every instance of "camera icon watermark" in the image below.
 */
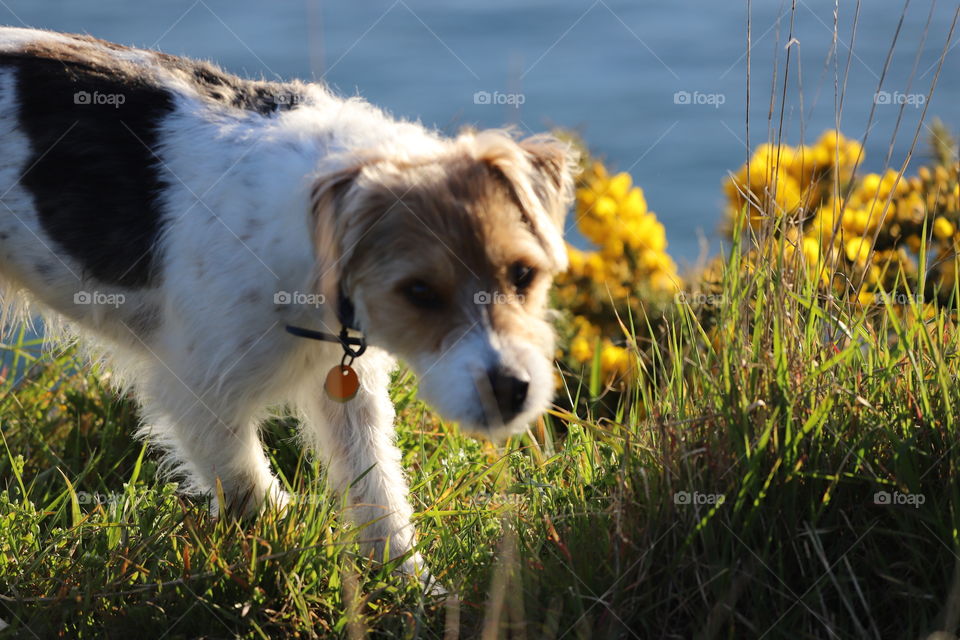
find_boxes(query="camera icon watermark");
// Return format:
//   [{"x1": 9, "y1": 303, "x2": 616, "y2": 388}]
[
  {"x1": 673, "y1": 491, "x2": 726, "y2": 506},
  {"x1": 74, "y1": 290, "x2": 125, "y2": 308},
  {"x1": 474, "y1": 291, "x2": 525, "y2": 305},
  {"x1": 273, "y1": 290, "x2": 326, "y2": 308},
  {"x1": 874, "y1": 91, "x2": 925, "y2": 107},
  {"x1": 73, "y1": 90, "x2": 126, "y2": 108},
  {"x1": 473, "y1": 90, "x2": 526, "y2": 106},
  {"x1": 673, "y1": 90, "x2": 725, "y2": 108},
  {"x1": 873, "y1": 490, "x2": 925, "y2": 508}
]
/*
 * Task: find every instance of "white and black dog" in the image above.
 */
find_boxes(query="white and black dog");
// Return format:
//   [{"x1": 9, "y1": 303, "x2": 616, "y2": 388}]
[{"x1": 0, "y1": 27, "x2": 576, "y2": 580}]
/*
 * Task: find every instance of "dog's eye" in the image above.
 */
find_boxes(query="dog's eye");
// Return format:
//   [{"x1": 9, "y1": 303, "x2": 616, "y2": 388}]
[
  {"x1": 400, "y1": 279, "x2": 442, "y2": 309},
  {"x1": 509, "y1": 262, "x2": 537, "y2": 293}
]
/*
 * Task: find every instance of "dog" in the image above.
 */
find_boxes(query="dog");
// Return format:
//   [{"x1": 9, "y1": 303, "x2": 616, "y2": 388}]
[{"x1": 0, "y1": 27, "x2": 576, "y2": 581}]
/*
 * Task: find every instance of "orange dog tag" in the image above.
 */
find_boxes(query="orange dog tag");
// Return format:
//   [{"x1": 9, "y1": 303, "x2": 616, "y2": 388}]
[{"x1": 324, "y1": 364, "x2": 360, "y2": 402}]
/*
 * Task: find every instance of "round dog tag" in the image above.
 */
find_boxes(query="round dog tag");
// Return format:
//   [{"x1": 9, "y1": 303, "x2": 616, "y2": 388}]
[{"x1": 324, "y1": 364, "x2": 360, "y2": 402}]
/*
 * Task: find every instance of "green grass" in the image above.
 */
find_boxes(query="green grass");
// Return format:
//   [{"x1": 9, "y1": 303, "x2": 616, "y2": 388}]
[{"x1": 3, "y1": 234, "x2": 960, "y2": 639}]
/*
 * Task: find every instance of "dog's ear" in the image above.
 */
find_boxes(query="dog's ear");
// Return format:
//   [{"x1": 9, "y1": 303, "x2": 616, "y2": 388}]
[
  {"x1": 477, "y1": 132, "x2": 578, "y2": 270},
  {"x1": 309, "y1": 163, "x2": 369, "y2": 303},
  {"x1": 518, "y1": 134, "x2": 579, "y2": 229}
]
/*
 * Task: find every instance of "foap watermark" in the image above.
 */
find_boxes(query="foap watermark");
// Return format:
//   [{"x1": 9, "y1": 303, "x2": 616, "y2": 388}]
[
  {"x1": 76, "y1": 491, "x2": 124, "y2": 506},
  {"x1": 74, "y1": 290, "x2": 125, "y2": 308},
  {"x1": 874, "y1": 490, "x2": 925, "y2": 508},
  {"x1": 673, "y1": 90, "x2": 725, "y2": 108},
  {"x1": 74, "y1": 90, "x2": 126, "y2": 108},
  {"x1": 466, "y1": 492, "x2": 528, "y2": 508},
  {"x1": 872, "y1": 291, "x2": 924, "y2": 306},
  {"x1": 274, "y1": 291, "x2": 326, "y2": 308},
  {"x1": 874, "y1": 91, "x2": 926, "y2": 107},
  {"x1": 473, "y1": 90, "x2": 526, "y2": 106},
  {"x1": 266, "y1": 91, "x2": 305, "y2": 108},
  {"x1": 675, "y1": 291, "x2": 725, "y2": 306},
  {"x1": 674, "y1": 491, "x2": 726, "y2": 506},
  {"x1": 474, "y1": 291, "x2": 525, "y2": 305}
]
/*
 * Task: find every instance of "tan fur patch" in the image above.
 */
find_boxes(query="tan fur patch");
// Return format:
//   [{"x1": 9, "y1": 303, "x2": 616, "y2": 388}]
[{"x1": 310, "y1": 131, "x2": 575, "y2": 365}]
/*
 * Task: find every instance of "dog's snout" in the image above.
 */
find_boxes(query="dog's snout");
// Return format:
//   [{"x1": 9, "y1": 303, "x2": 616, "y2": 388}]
[{"x1": 487, "y1": 367, "x2": 529, "y2": 424}]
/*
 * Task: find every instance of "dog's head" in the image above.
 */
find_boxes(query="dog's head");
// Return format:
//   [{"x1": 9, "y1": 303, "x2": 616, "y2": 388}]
[{"x1": 311, "y1": 130, "x2": 577, "y2": 439}]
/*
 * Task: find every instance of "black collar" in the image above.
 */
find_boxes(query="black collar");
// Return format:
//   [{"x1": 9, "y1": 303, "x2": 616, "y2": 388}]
[
  {"x1": 335, "y1": 287, "x2": 358, "y2": 332},
  {"x1": 285, "y1": 286, "x2": 366, "y2": 359}
]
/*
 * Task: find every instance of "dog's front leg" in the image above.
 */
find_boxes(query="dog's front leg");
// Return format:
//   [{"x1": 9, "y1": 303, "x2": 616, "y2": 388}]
[{"x1": 297, "y1": 349, "x2": 428, "y2": 579}]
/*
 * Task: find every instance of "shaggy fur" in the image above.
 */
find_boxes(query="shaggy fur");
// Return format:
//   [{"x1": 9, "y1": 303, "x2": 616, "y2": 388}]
[{"x1": 0, "y1": 27, "x2": 576, "y2": 582}]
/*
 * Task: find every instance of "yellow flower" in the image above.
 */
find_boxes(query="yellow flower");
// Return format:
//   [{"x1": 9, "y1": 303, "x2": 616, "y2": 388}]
[
  {"x1": 570, "y1": 336, "x2": 593, "y2": 363},
  {"x1": 620, "y1": 188, "x2": 647, "y2": 219},
  {"x1": 601, "y1": 235, "x2": 625, "y2": 259},
  {"x1": 584, "y1": 252, "x2": 606, "y2": 279},
  {"x1": 566, "y1": 245, "x2": 586, "y2": 275},
  {"x1": 578, "y1": 216, "x2": 609, "y2": 246},
  {"x1": 600, "y1": 343, "x2": 631, "y2": 377},
  {"x1": 594, "y1": 196, "x2": 618, "y2": 219},
  {"x1": 933, "y1": 216, "x2": 955, "y2": 240},
  {"x1": 607, "y1": 172, "x2": 632, "y2": 199},
  {"x1": 572, "y1": 315, "x2": 600, "y2": 337},
  {"x1": 802, "y1": 236, "x2": 821, "y2": 264},
  {"x1": 841, "y1": 209, "x2": 869, "y2": 235},
  {"x1": 896, "y1": 193, "x2": 925, "y2": 224},
  {"x1": 650, "y1": 270, "x2": 680, "y2": 293},
  {"x1": 935, "y1": 165, "x2": 949, "y2": 184},
  {"x1": 845, "y1": 238, "x2": 872, "y2": 265},
  {"x1": 856, "y1": 289, "x2": 876, "y2": 306},
  {"x1": 576, "y1": 187, "x2": 596, "y2": 208},
  {"x1": 861, "y1": 173, "x2": 882, "y2": 194},
  {"x1": 590, "y1": 162, "x2": 609, "y2": 181},
  {"x1": 817, "y1": 130, "x2": 842, "y2": 150}
]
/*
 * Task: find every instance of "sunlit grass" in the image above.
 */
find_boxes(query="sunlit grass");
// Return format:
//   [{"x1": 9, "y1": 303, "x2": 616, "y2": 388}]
[{"x1": 3, "y1": 226, "x2": 960, "y2": 637}]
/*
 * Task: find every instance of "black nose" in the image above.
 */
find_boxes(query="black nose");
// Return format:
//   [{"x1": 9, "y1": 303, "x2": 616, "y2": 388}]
[{"x1": 486, "y1": 367, "x2": 529, "y2": 424}]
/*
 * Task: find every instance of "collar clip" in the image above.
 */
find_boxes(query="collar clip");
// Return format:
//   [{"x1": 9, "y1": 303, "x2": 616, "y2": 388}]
[{"x1": 285, "y1": 286, "x2": 366, "y2": 362}]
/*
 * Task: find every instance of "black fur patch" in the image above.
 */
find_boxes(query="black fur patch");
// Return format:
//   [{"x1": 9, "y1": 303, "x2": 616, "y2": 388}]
[
  {"x1": 4, "y1": 42, "x2": 175, "y2": 287},
  {"x1": 3, "y1": 34, "x2": 306, "y2": 287},
  {"x1": 155, "y1": 53, "x2": 305, "y2": 116}
]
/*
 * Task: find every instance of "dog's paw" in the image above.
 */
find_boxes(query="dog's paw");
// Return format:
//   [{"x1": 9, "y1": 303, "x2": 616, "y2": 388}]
[
  {"x1": 422, "y1": 575, "x2": 448, "y2": 597},
  {"x1": 207, "y1": 482, "x2": 291, "y2": 520},
  {"x1": 397, "y1": 554, "x2": 448, "y2": 597}
]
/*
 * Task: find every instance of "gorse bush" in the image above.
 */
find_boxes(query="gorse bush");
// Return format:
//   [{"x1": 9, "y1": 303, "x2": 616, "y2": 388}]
[
  {"x1": 555, "y1": 124, "x2": 960, "y2": 392},
  {"x1": 553, "y1": 158, "x2": 681, "y2": 385},
  {"x1": 723, "y1": 123, "x2": 960, "y2": 308}
]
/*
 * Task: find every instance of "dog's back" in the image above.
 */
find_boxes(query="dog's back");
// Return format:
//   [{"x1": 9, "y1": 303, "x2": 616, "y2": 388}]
[{"x1": 0, "y1": 28, "x2": 330, "y2": 346}]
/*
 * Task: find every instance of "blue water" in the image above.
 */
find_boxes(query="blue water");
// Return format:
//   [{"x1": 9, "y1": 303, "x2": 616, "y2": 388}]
[{"x1": 0, "y1": 0, "x2": 957, "y2": 265}]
